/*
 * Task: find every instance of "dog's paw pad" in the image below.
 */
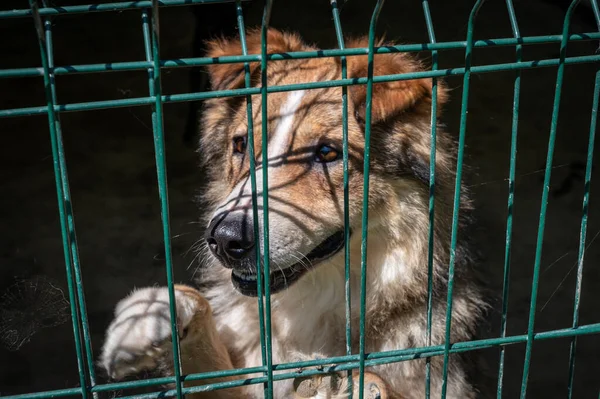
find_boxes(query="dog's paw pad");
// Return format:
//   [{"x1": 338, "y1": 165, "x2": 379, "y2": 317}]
[
  {"x1": 292, "y1": 373, "x2": 344, "y2": 399},
  {"x1": 293, "y1": 376, "x2": 319, "y2": 398}
]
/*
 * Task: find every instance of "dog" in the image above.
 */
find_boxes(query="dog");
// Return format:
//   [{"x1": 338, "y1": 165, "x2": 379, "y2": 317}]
[{"x1": 99, "y1": 28, "x2": 487, "y2": 399}]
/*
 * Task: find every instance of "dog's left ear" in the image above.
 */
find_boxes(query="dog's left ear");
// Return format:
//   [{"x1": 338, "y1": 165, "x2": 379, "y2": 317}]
[
  {"x1": 346, "y1": 38, "x2": 447, "y2": 126},
  {"x1": 205, "y1": 28, "x2": 304, "y2": 91}
]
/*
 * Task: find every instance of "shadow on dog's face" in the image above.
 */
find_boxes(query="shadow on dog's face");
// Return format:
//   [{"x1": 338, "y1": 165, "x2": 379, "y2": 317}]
[{"x1": 199, "y1": 28, "x2": 448, "y2": 296}]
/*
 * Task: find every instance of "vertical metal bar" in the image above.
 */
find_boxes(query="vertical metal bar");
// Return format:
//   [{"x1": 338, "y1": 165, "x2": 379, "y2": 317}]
[
  {"x1": 40, "y1": 3, "x2": 98, "y2": 394},
  {"x1": 591, "y1": 0, "x2": 600, "y2": 31},
  {"x1": 566, "y1": 8, "x2": 600, "y2": 398},
  {"x1": 497, "y1": 1, "x2": 522, "y2": 397},
  {"x1": 259, "y1": 1, "x2": 275, "y2": 397},
  {"x1": 330, "y1": 1, "x2": 352, "y2": 397},
  {"x1": 565, "y1": 70, "x2": 599, "y2": 399},
  {"x1": 440, "y1": 1, "x2": 484, "y2": 398},
  {"x1": 358, "y1": 1, "x2": 385, "y2": 398},
  {"x1": 519, "y1": 2, "x2": 581, "y2": 398},
  {"x1": 147, "y1": 2, "x2": 184, "y2": 398},
  {"x1": 234, "y1": 0, "x2": 268, "y2": 378},
  {"x1": 28, "y1": 1, "x2": 89, "y2": 398},
  {"x1": 421, "y1": 2, "x2": 438, "y2": 398}
]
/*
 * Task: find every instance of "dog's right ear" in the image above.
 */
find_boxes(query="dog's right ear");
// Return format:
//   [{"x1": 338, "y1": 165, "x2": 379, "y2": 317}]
[
  {"x1": 205, "y1": 28, "x2": 304, "y2": 91},
  {"x1": 346, "y1": 37, "x2": 448, "y2": 125}
]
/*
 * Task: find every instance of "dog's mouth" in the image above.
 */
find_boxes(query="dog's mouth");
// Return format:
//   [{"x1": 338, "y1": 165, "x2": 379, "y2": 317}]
[{"x1": 231, "y1": 231, "x2": 346, "y2": 297}]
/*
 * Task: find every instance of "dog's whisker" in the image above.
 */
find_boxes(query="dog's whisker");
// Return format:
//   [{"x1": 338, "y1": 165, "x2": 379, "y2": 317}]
[
  {"x1": 293, "y1": 250, "x2": 317, "y2": 286},
  {"x1": 171, "y1": 231, "x2": 195, "y2": 240},
  {"x1": 184, "y1": 239, "x2": 203, "y2": 258},
  {"x1": 272, "y1": 260, "x2": 288, "y2": 290},
  {"x1": 289, "y1": 251, "x2": 313, "y2": 272}
]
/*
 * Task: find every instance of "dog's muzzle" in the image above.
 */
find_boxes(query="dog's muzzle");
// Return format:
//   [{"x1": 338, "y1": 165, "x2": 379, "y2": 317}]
[
  {"x1": 206, "y1": 213, "x2": 347, "y2": 297},
  {"x1": 205, "y1": 213, "x2": 256, "y2": 270}
]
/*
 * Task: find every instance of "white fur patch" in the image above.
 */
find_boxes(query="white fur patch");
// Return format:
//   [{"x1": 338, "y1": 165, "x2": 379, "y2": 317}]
[
  {"x1": 100, "y1": 287, "x2": 199, "y2": 380},
  {"x1": 379, "y1": 247, "x2": 409, "y2": 285},
  {"x1": 268, "y1": 90, "x2": 305, "y2": 160},
  {"x1": 211, "y1": 90, "x2": 306, "y2": 217}
]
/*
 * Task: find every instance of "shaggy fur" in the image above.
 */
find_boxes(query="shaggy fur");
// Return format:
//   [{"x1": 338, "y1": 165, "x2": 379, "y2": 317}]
[{"x1": 100, "y1": 28, "x2": 488, "y2": 399}]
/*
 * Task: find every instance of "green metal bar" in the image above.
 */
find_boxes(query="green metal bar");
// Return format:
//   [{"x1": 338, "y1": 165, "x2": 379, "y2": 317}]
[
  {"x1": 441, "y1": 1, "x2": 484, "y2": 397},
  {"x1": 28, "y1": 1, "x2": 90, "y2": 398},
  {"x1": 89, "y1": 324, "x2": 600, "y2": 398},
  {"x1": 566, "y1": 10, "x2": 600, "y2": 398},
  {"x1": 0, "y1": 0, "x2": 243, "y2": 19},
  {"x1": 259, "y1": 1, "x2": 274, "y2": 397},
  {"x1": 0, "y1": 388, "x2": 84, "y2": 399},
  {"x1": 107, "y1": 321, "x2": 600, "y2": 381},
  {"x1": 285, "y1": 322, "x2": 600, "y2": 364},
  {"x1": 566, "y1": 66, "x2": 600, "y2": 399},
  {"x1": 497, "y1": 1, "x2": 522, "y2": 397},
  {"x1": 358, "y1": 1, "x2": 385, "y2": 398},
  {"x1": 6, "y1": 1, "x2": 600, "y2": 398},
  {"x1": 520, "y1": 1, "x2": 581, "y2": 398},
  {"x1": 330, "y1": 1, "x2": 353, "y2": 397},
  {"x1": 94, "y1": 366, "x2": 266, "y2": 393},
  {"x1": 234, "y1": 0, "x2": 269, "y2": 379},
  {"x1": 127, "y1": 319, "x2": 600, "y2": 388},
  {"x1": 3, "y1": 32, "x2": 600, "y2": 80},
  {"x1": 146, "y1": 2, "x2": 184, "y2": 398},
  {"x1": 421, "y1": 2, "x2": 438, "y2": 398},
  {"x1": 592, "y1": 0, "x2": 600, "y2": 27},
  {"x1": 234, "y1": 2, "x2": 269, "y2": 395},
  {"x1": 4, "y1": 53, "x2": 600, "y2": 119},
  {"x1": 40, "y1": 3, "x2": 99, "y2": 394},
  {"x1": 119, "y1": 322, "x2": 600, "y2": 399},
  {"x1": 2, "y1": 322, "x2": 600, "y2": 399}
]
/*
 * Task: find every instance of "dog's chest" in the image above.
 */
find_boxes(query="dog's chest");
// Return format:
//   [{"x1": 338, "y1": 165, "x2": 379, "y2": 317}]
[
  {"x1": 212, "y1": 283, "x2": 348, "y2": 364},
  {"x1": 214, "y1": 297, "x2": 348, "y2": 398}
]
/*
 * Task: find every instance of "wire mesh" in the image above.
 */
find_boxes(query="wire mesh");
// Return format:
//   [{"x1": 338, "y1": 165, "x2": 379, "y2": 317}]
[{"x1": 1, "y1": 0, "x2": 600, "y2": 398}]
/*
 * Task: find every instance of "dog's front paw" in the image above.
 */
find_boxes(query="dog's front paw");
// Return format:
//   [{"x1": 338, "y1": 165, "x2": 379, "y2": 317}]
[
  {"x1": 290, "y1": 352, "x2": 389, "y2": 399},
  {"x1": 99, "y1": 285, "x2": 209, "y2": 380},
  {"x1": 293, "y1": 371, "x2": 389, "y2": 399}
]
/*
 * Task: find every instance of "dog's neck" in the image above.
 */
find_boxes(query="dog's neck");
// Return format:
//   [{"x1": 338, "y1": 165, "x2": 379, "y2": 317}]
[{"x1": 268, "y1": 225, "x2": 426, "y2": 354}]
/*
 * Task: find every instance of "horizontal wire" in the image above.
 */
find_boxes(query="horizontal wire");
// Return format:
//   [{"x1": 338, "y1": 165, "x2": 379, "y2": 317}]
[
  {"x1": 3, "y1": 322, "x2": 599, "y2": 399},
  {"x1": 2, "y1": 53, "x2": 600, "y2": 119},
  {"x1": 1, "y1": 32, "x2": 599, "y2": 79}
]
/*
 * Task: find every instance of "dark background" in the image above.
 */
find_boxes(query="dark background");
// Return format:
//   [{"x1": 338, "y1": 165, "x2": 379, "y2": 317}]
[{"x1": 0, "y1": 0, "x2": 599, "y2": 397}]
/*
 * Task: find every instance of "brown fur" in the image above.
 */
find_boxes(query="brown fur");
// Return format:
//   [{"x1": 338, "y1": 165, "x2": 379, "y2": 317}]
[
  {"x1": 100, "y1": 28, "x2": 487, "y2": 399},
  {"x1": 196, "y1": 28, "x2": 485, "y2": 398}
]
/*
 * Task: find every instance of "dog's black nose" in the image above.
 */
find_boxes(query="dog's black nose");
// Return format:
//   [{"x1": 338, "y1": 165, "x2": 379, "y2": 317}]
[{"x1": 206, "y1": 214, "x2": 255, "y2": 265}]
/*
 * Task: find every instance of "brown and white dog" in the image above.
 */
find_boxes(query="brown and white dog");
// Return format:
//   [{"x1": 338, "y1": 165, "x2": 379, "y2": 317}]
[{"x1": 100, "y1": 28, "x2": 487, "y2": 399}]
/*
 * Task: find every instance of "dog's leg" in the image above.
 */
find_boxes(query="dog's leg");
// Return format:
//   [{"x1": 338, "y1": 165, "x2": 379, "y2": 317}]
[{"x1": 100, "y1": 285, "x2": 243, "y2": 399}]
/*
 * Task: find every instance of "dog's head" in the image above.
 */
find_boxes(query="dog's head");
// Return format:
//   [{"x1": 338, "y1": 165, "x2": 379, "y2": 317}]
[{"x1": 199, "y1": 28, "x2": 454, "y2": 297}]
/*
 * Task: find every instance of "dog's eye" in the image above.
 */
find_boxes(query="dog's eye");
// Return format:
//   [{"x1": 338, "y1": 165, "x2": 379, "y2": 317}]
[
  {"x1": 233, "y1": 136, "x2": 247, "y2": 155},
  {"x1": 315, "y1": 144, "x2": 339, "y2": 163}
]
